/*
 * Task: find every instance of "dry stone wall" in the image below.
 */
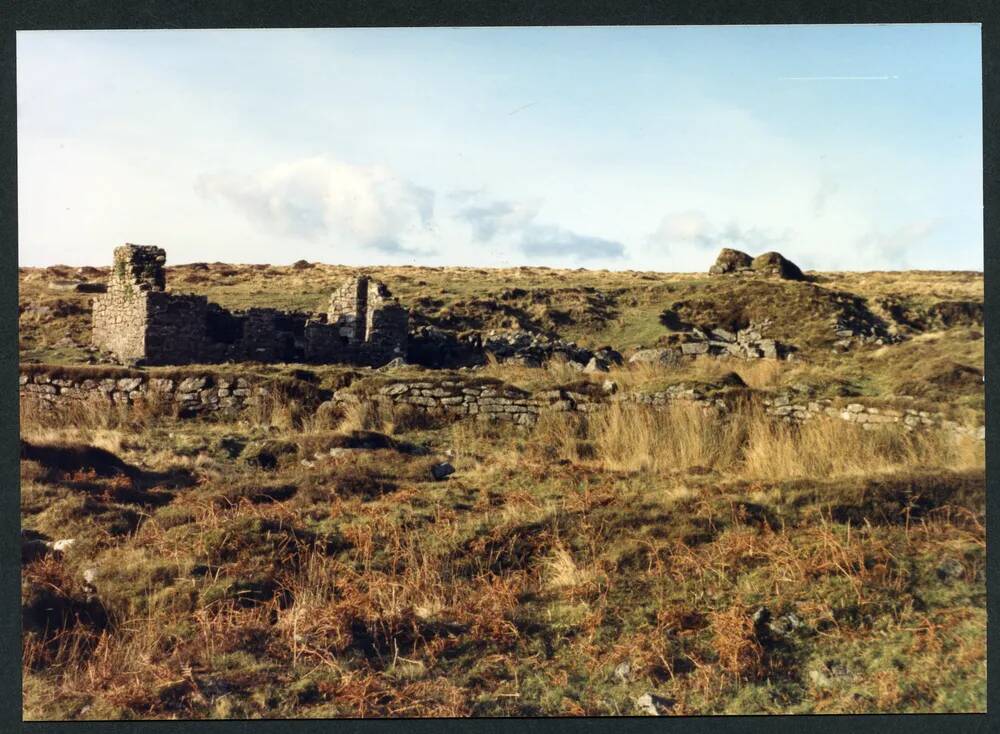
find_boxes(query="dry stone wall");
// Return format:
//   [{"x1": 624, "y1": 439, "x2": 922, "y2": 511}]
[
  {"x1": 19, "y1": 368, "x2": 328, "y2": 417},
  {"x1": 20, "y1": 366, "x2": 984, "y2": 441},
  {"x1": 762, "y1": 395, "x2": 985, "y2": 440}
]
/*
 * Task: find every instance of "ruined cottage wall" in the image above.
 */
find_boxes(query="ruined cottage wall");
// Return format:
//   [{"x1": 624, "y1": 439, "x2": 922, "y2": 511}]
[
  {"x1": 92, "y1": 244, "x2": 170, "y2": 363},
  {"x1": 303, "y1": 321, "x2": 346, "y2": 362},
  {"x1": 239, "y1": 308, "x2": 289, "y2": 363},
  {"x1": 366, "y1": 304, "x2": 408, "y2": 363},
  {"x1": 328, "y1": 278, "x2": 366, "y2": 341},
  {"x1": 91, "y1": 290, "x2": 150, "y2": 363},
  {"x1": 110, "y1": 244, "x2": 166, "y2": 293},
  {"x1": 93, "y1": 290, "x2": 214, "y2": 366},
  {"x1": 92, "y1": 247, "x2": 407, "y2": 367},
  {"x1": 143, "y1": 292, "x2": 210, "y2": 365},
  {"x1": 322, "y1": 275, "x2": 408, "y2": 366}
]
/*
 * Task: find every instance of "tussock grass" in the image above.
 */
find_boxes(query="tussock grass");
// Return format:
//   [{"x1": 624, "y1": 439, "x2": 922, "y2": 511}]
[
  {"x1": 589, "y1": 401, "x2": 745, "y2": 474},
  {"x1": 528, "y1": 400, "x2": 981, "y2": 481},
  {"x1": 20, "y1": 392, "x2": 177, "y2": 433},
  {"x1": 336, "y1": 399, "x2": 447, "y2": 435},
  {"x1": 740, "y1": 413, "x2": 982, "y2": 480}
]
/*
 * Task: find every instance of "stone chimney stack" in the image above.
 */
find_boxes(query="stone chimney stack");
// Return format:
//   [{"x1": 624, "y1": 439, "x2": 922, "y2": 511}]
[{"x1": 109, "y1": 244, "x2": 167, "y2": 293}]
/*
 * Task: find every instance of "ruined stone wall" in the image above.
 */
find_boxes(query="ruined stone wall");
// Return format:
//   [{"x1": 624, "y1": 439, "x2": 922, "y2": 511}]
[
  {"x1": 328, "y1": 278, "x2": 367, "y2": 342},
  {"x1": 325, "y1": 275, "x2": 408, "y2": 365},
  {"x1": 91, "y1": 246, "x2": 406, "y2": 367},
  {"x1": 238, "y1": 308, "x2": 291, "y2": 363},
  {"x1": 144, "y1": 292, "x2": 210, "y2": 365},
  {"x1": 91, "y1": 290, "x2": 150, "y2": 363},
  {"x1": 93, "y1": 290, "x2": 212, "y2": 366},
  {"x1": 21, "y1": 371, "x2": 261, "y2": 415},
  {"x1": 352, "y1": 379, "x2": 984, "y2": 440},
  {"x1": 365, "y1": 380, "x2": 543, "y2": 425},
  {"x1": 303, "y1": 320, "x2": 348, "y2": 363},
  {"x1": 680, "y1": 322, "x2": 780, "y2": 359},
  {"x1": 367, "y1": 303, "x2": 408, "y2": 363},
  {"x1": 19, "y1": 368, "x2": 330, "y2": 417},
  {"x1": 762, "y1": 395, "x2": 985, "y2": 440},
  {"x1": 92, "y1": 245, "x2": 170, "y2": 363},
  {"x1": 109, "y1": 244, "x2": 166, "y2": 293},
  {"x1": 20, "y1": 366, "x2": 984, "y2": 441}
]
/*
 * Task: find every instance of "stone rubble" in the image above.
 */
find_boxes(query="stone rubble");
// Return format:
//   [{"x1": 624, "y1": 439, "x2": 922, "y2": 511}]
[
  {"x1": 635, "y1": 693, "x2": 674, "y2": 715},
  {"x1": 829, "y1": 314, "x2": 904, "y2": 352},
  {"x1": 681, "y1": 319, "x2": 782, "y2": 359},
  {"x1": 480, "y1": 330, "x2": 622, "y2": 370}
]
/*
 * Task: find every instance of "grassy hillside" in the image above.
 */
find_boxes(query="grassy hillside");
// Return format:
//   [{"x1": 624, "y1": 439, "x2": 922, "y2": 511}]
[{"x1": 18, "y1": 262, "x2": 983, "y2": 358}]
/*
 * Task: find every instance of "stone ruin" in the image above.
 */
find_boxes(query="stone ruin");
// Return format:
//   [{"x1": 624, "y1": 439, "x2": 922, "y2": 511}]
[
  {"x1": 306, "y1": 276, "x2": 410, "y2": 366},
  {"x1": 92, "y1": 244, "x2": 408, "y2": 367},
  {"x1": 88, "y1": 244, "x2": 816, "y2": 369}
]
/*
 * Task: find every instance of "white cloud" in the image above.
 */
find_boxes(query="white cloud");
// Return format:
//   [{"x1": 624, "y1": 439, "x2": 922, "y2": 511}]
[
  {"x1": 652, "y1": 210, "x2": 713, "y2": 243},
  {"x1": 196, "y1": 157, "x2": 435, "y2": 254},
  {"x1": 853, "y1": 219, "x2": 940, "y2": 268},
  {"x1": 456, "y1": 197, "x2": 540, "y2": 242},
  {"x1": 454, "y1": 191, "x2": 625, "y2": 263}
]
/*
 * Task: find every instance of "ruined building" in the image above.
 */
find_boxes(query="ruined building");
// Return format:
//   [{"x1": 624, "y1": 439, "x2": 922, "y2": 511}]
[{"x1": 92, "y1": 244, "x2": 408, "y2": 366}]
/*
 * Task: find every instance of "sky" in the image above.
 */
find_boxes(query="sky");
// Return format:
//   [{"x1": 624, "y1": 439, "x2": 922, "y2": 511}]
[{"x1": 16, "y1": 25, "x2": 983, "y2": 271}]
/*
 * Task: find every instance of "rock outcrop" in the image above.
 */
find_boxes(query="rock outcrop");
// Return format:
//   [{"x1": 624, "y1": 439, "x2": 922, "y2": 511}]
[
  {"x1": 750, "y1": 251, "x2": 806, "y2": 281},
  {"x1": 708, "y1": 248, "x2": 754, "y2": 275},
  {"x1": 708, "y1": 248, "x2": 806, "y2": 281}
]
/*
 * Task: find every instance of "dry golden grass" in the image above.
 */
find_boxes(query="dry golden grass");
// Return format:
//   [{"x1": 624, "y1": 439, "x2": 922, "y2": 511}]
[
  {"x1": 20, "y1": 397, "x2": 986, "y2": 718},
  {"x1": 740, "y1": 413, "x2": 983, "y2": 480},
  {"x1": 527, "y1": 399, "x2": 982, "y2": 481},
  {"x1": 588, "y1": 401, "x2": 744, "y2": 474},
  {"x1": 20, "y1": 393, "x2": 174, "y2": 433},
  {"x1": 817, "y1": 270, "x2": 983, "y2": 302}
]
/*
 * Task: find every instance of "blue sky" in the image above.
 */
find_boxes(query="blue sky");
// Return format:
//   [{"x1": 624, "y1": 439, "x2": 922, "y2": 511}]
[{"x1": 17, "y1": 25, "x2": 983, "y2": 270}]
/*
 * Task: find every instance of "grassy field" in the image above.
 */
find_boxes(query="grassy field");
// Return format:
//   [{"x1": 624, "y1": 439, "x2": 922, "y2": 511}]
[{"x1": 19, "y1": 263, "x2": 985, "y2": 718}]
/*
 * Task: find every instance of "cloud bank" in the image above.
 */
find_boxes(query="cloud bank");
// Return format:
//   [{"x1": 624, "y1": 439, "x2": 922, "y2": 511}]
[{"x1": 197, "y1": 163, "x2": 626, "y2": 264}]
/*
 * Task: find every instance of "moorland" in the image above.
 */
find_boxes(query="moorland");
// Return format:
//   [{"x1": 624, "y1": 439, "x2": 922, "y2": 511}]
[{"x1": 19, "y1": 256, "x2": 985, "y2": 717}]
